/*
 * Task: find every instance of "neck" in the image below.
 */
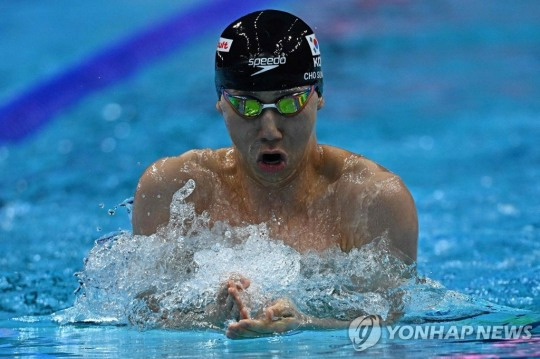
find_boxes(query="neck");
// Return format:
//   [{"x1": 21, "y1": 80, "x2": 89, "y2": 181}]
[{"x1": 234, "y1": 141, "x2": 322, "y2": 218}]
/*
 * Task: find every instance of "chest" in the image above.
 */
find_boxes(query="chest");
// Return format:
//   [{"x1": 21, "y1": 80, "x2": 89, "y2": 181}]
[{"x1": 204, "y1": 185, "x2": 349, "y2": 252}]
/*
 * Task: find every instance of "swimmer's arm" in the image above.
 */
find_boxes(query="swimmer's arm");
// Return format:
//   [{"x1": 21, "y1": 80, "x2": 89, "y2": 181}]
[
  {"x1": 132, "y1": 157, "x2": 178, "y2": 235},
  {"x1": 366, "y1": 177, "x2": 418, "y2": 263},
  {"x1": 132, "y1": 152, "x2": 204, "y2": 236},
  {"x1": 300, "y1": 316, "x2": 351, "y2": 330},
  {"x1": 344, "y1": 174, "x2": 418, "y2": 264}
]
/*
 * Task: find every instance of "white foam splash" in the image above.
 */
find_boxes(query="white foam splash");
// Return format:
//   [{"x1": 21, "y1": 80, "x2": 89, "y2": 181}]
[{"x1": 53, "y1": 180, "x2": 500, "y2": 329}]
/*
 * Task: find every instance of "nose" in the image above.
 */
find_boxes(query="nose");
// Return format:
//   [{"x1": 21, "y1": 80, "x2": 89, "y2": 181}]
[{"x1": 258, "y1": 110, "x2": 283, "y2": 142}]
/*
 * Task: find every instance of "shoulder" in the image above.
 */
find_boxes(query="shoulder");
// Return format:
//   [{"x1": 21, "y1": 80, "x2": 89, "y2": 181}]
[
  {"x1": 326, "y1": 147, "x2": 418, "y2": 262},
  {"x1": 136, "y1": 149, "x2": 225, "y2": 188},
  {"x1": 318, "y1": 145, "x2": 387, "y2": 185},
  {"x1": 132, "y1": 148, "x2": 226, "y2": 235}
]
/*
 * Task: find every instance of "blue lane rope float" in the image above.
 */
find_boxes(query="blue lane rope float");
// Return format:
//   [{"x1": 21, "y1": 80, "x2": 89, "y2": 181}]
[{"x1": 0, "y1": 0, "x2": 276, "y2": 143}]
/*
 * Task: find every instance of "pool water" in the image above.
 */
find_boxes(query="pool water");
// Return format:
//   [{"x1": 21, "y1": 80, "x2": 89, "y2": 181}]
[{"x1": 1, "y1": 0, "x2": 540, "y2": 357}]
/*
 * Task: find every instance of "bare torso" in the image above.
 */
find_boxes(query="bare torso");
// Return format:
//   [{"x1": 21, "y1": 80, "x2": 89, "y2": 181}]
[{"x1": 132, "y1": 145, "x2": 417, "y2": 258}]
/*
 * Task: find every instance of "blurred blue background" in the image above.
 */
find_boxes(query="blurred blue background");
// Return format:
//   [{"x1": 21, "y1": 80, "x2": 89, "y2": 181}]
[{"x1": 0, "y1": 0, "x2": 539, "y2": 320}]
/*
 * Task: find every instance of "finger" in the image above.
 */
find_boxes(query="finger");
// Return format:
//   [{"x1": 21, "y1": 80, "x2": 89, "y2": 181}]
[
  {"x1": 265, "y1": 307, "x2": 274, "y2": 321},
  {"x1": 236, "y1": 319, "x2": 279, "y2": 334},
  {"x1": 225, "y1": 293, "x2": 235, "y2": 313},
  {"x1": 228, "y1": 287, "x2": 250, "y2": 319},
  {"x1": 228, "y1": 286, "x2": 241, "y2": 302},
  {"x1": 239, "y1": 277, "x2": 250, "y2": 290},
  {"x1": 226, "y1": 321, "x2": 261, "y2": 339},
  {"x1": 239, "y1": 306, "x2": 250, "y2": 320},
  {"x1": 228, "y1": 286, "x2": 250, "y2": 320},
  {"x1": 238, "y1": 317, "x2": 299, "y2": 334}
]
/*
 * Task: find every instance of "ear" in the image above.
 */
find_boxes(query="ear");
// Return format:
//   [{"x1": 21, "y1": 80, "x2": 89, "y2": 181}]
[
  {"x1": 317, "y1": 96, "x2": 325, "y2": 110},
  {"x1": 216, "y1": 98, "x2": 223, "y2": 115}
]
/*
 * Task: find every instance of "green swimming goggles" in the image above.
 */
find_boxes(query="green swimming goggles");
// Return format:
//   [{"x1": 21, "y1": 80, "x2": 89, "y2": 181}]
[{"x1": 222, "y1": 85, "x2": 315, "y2": 118}]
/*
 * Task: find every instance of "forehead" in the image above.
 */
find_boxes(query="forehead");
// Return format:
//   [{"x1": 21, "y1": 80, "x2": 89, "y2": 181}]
[{"x1": 226, "y1": 86, "x2": 309, "y2": 100}]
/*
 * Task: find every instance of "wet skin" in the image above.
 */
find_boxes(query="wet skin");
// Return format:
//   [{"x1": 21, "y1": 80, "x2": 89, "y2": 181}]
[{"x1": 131, "y1": 87, "x2": 418, "y2": 338}]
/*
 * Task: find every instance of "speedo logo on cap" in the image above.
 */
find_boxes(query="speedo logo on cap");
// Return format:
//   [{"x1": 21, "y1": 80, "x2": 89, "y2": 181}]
[
  {"x1": 248, "y1": 54, "x2": 287, "y2": 76},
  {"x1": 217, "y1": 37, "x2": 233, "y2": 52},
  {"x1": 305, "y1": 34, "x2": 320, "y2": 56}
]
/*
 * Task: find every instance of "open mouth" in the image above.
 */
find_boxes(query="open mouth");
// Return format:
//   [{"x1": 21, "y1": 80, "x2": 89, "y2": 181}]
[
  {"x1": 257, "y1": 151, "x2": 287, "y2": 173},
  {"x1": 262, "y1": 153, "x2": 283, "y2": 164}
]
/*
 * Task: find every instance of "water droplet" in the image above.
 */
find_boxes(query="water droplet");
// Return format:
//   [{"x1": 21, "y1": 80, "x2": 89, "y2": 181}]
[
  {"x1": 108, "y1": 209, "x2": 116, "y2": 216},
  {"x1": 99, "y1": 203, "x2": 105, "y2": 208}
]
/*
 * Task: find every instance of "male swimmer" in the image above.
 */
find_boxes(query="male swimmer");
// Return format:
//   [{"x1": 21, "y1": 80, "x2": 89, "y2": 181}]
[{"x1": 132, "y1": 10, "x2": 418, "y2": 339}]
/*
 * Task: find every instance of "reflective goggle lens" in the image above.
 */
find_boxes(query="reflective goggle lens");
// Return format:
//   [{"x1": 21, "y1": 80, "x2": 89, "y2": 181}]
[
  {"x1": 244, "y1": 99, "x2": 262, "y2": 117},
  {"x1": 276, "y1": 97, "x2": 297, "y2": 114},
  {"x1": 227, "y1": 96, "x2": 243, "y2": 111},
  {"x1": 276, "y1": 91, "x2": 310, "y2": 114}
]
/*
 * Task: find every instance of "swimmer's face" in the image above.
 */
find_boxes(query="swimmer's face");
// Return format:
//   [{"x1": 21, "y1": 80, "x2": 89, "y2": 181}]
[{"x1": 217, "y1": 86, "x2": 324, "y2": 186}]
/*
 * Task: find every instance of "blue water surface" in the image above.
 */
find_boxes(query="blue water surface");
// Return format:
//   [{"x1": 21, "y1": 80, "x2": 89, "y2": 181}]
[{"x1": 1, "y1": 0, "x2": 539, "y2": 357}]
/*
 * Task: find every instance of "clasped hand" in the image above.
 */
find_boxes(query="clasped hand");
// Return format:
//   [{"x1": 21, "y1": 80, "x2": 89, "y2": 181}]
[{"x1": 216, "y1": 274, "x2": 304, "y2": 339}]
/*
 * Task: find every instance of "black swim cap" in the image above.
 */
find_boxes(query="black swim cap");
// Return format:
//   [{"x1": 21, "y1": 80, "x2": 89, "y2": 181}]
[{"x1": 215, "y1": 9, "x2": 323, "y2": 98}]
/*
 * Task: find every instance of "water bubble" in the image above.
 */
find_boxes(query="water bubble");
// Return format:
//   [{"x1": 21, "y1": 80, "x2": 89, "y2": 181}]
[
  {"x1": 108, "y1": 209, "x2": 116, "y2": 216},
  {"x1": 433, "y1": 190, "x2": 444, "y2": 201},
  {"x1": 99, "y1": 203, "x2": 105, "y2": 208},
  {"x1": 497, "y1": 203, "x2": 519, "y2": 216},
  {"x1": 100, "y1": 138, "x2": 116, "y2": 153},
  {"x1": 102, "y1": 103, "x2": 122, "y2": 121},
  {"x1": 117, "y1": 197, "x2": 134, "y2": 220},
  {"x1": 434, "y1": 239, "x2": 452, "y2": 256}
]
